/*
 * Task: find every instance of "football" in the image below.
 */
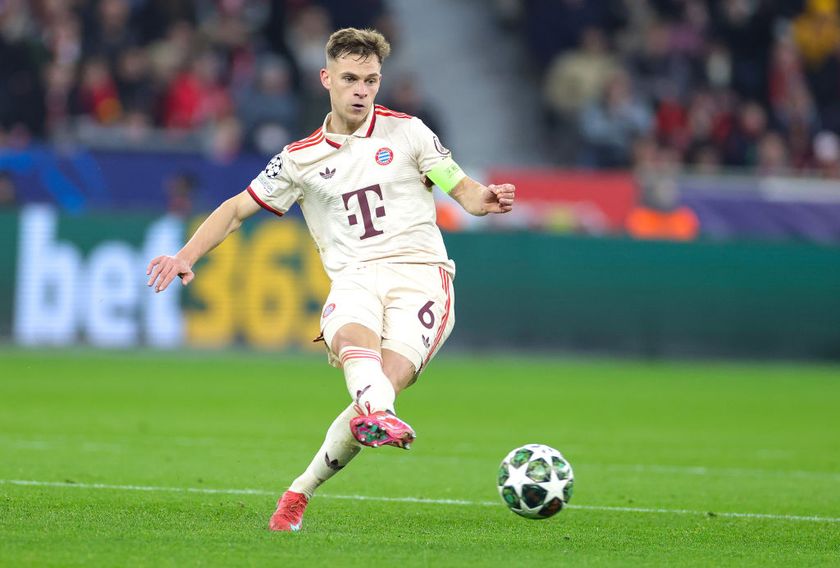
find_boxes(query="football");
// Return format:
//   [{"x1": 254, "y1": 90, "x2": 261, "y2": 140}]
[{"x1": 497, "y1": 444, "x2": 574, "y2": 519}]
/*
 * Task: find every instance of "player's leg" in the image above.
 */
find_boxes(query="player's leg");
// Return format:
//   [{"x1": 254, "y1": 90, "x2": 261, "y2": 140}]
[
  {"x1": 350, "y1": 264, "x2": 456, "y2": 450},
  {"x1": 380, "y1": 264, "x2": 455, "y2": 379},
  {"x1": 271, "y1": 337, "x2": 386, "y2": 531},
  {"x1": 381, "y1": 348, "x2": 417, "y2": 394},
  {"x1": 327, "y1": 322, "x2": 417, "y2": 449},
  {"x1": 329, "y1": 322, "x2": 397, "y2": 415},
  {"x1": 271, "y1": 345, "x2": 421, "y2": 530},
  {"x1": 269, "y1": 402, "x2": 362, "y2": 531},
  {"x1": 270, "y1": 273, "x2": 385, "y2": 531}
]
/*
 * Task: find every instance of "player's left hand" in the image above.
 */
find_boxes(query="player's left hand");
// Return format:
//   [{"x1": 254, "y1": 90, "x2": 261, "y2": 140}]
[{"x1": 483, "y1": 183, "x2": 515, "y2": 214}]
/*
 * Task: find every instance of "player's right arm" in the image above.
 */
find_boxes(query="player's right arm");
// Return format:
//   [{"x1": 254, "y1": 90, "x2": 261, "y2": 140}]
[{"x1": 146, "y1": 189, "x2": 260, "y2": 293}]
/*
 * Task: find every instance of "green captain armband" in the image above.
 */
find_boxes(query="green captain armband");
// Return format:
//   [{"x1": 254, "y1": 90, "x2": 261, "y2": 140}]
[{"x1": 426, "y1": 157, "x2": 466, "y2": 193}]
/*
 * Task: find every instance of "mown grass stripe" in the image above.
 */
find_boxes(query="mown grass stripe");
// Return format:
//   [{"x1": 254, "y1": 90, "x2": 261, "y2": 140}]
[{"x1": 2, "y1": 478, "x2": 838, "y2": 524}]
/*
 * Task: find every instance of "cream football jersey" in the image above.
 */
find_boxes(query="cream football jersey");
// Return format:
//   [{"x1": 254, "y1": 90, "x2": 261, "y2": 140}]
[{"x1": 248, "y1": 105, "x2": 456, "y2": 280}]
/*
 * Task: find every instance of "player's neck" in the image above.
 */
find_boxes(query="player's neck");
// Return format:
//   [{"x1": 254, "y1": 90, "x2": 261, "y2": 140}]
[{"x1": 326, "y1": 111, "x2": 367, "y2": 136}]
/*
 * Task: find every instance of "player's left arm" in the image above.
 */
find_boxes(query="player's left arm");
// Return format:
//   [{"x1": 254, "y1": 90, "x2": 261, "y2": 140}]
[
  {"x1": 425, "y1": 159, "x2": 515, "y2": 216},
  {"x1": 449, "y1": 176, "x2": 515, "y2": 216},
  {"x1": 411, "y1": 118, "x2": 514, "y2": 216}
]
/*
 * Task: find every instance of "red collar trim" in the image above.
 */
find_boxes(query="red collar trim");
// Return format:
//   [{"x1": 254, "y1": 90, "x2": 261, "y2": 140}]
[{"x1": 365, "y1": 110, "x2": 377, "y2": 137}]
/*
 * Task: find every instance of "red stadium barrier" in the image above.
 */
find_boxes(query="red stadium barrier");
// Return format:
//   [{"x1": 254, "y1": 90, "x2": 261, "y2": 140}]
[{"x1": 485, "y1": 169, "x2": 638, "y2": 233}]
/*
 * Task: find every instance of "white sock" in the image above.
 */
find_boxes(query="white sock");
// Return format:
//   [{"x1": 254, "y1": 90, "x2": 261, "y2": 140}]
[
  {"x1": 288, "y1": 404, "x2": 362, "y2": 499},
  {"x1": 338, "y1": 346, "x2": 395, "y2": 414}
]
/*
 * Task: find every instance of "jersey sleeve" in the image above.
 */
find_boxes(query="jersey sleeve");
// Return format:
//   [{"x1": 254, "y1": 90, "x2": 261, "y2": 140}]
[
  {"x1": 409, "y1": 118, "x2": 453, "y2": 175},
  {"x1": 247, "y1": 150, "x2": 302, "y2": 216}
]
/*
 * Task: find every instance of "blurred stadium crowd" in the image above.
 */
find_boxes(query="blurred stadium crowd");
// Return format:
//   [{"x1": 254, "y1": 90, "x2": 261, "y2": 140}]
[
  {"x1": 505, "y1": 0, "x2": 840, "y2": 177},
  {"x1": 0, "y1": 0, "x2": 403, "y2": 158},
  {"x1": 3, "y1": 0, "x2": 840, "y2": 180}
]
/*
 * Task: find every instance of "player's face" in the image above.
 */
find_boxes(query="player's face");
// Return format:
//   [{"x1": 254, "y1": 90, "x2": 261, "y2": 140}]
[{"x1": 321, "y1": 54, "x2": 382, "y2": 132}]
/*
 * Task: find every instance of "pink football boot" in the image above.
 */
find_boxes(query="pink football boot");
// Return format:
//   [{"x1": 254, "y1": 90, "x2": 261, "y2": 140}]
[
  {"x1": 268, "y1": 490, "x2": 308, "y2": 532},
  {"x1": 350, "y1": 410, "x2": 416, "y2": 449}
]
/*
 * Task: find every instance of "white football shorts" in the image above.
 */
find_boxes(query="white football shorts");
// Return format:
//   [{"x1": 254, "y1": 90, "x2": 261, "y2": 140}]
[{"x1": 320, "y1": 262, "x2": 455, "y2": 376}]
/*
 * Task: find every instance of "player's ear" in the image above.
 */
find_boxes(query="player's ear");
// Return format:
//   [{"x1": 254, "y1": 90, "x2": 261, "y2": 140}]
[{"x1": 320, "y1": 68, "x2": 330, "y2": 91}]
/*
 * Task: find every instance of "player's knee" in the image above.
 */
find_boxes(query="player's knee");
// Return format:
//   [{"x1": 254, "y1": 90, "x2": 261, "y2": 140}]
[
  {"x1": 329, "y1": 323, "x2": 380, "y2": 354},
  {"x1": 386, "y1": 370, "x2": 415, "y2": 395},
  {"x1": 382, "y1": 352, "x2": 416, "y2": 395}
]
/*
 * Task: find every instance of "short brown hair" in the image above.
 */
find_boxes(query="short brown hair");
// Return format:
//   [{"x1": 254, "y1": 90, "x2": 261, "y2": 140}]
[{"x1": 326, "y1": 28, "x2": 391, "y2": 64}]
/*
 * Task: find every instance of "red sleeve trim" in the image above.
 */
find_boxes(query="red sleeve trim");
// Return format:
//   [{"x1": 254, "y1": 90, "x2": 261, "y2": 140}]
[{"x1": 247, "y1": 185, "x2": 284, "y2": 218}]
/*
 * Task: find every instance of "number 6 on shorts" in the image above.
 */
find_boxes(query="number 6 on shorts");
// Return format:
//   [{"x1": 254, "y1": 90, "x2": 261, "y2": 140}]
[{"x1": 417, "y1": 300, "x2": 435, "y2": 329}]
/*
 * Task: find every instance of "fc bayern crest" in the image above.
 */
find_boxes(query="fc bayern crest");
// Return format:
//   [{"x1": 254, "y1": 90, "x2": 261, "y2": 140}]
[
  {"x1": 322, "y1": 303, "x2": 336, "y2": 318},
  {"x1": 375, "y1": 147, "x2": 394, "y2": 165}
]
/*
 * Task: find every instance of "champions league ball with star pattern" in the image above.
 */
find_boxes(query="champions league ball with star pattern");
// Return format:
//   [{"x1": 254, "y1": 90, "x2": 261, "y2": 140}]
[{"x1": 497, "y1": 444, "x2": 574, "y2": 519}]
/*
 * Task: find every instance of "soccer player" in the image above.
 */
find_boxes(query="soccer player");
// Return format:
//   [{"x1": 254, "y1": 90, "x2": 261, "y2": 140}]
[{"x1": 146, "y1": 28, "x2": 516, "y2": 531}]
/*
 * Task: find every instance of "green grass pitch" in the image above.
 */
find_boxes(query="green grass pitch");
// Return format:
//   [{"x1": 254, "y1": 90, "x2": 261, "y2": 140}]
[{"x1": 1, "y1": 348, "x2": 839, "y2": 566}]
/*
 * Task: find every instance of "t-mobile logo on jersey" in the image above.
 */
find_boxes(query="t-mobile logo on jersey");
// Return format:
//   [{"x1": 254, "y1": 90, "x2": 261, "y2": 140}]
[{"x1": 342, "y1": 184, "x2": 386, "y2": 240}]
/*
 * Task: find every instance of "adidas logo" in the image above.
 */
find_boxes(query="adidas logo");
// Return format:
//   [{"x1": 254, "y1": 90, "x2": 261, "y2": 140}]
[{"x1": 319, "y1": 167, "x2": 336, "y2": 179}]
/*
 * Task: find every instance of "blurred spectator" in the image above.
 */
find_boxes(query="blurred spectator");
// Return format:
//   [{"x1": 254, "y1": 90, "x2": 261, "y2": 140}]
[
  {"x1": 262, "y1": 0, "x2": 303, "y2": 92},
  {"x1": 578, "y1": 71, "x2": 654, "y2": 168},
  {"x1": 287, "y1": 5, "x2": 332, "y2": 97},
  {"x1": 115, "y1": 47, "x2": 154, "y2": 115},
  {"x1": 626, "y1": 145, "x2": 700, "y2": 241},
  {"x1": 792, "y1": 0, "x2": 840, "y2": 69},
  {"x1": 199, "y1": 0, "x2": 261, "y2": 90},
  {"x1": 769, "y1": 36, "x2": 810, "y2": 120},
  {"x1": 722, "y1": 101, "x2": 767, "y2": 167},
  {"x1": 712, "y1": 0, "x2": 774, "y2": 102},
  {"x1": 543, "y1": 27, "x2": 618, "y2": 125},
  {"x1": 161, "y1": 51, "x2": 232, "y2": 130},
  {"x1": 683, "y1": 89, "x2": 730, "y2": 151},
  {"x1": 205, "y1": 116, "x2": 243, "y2": 163},
  {"x1": 0, "y1": 3, "x2": 46, "y2": 141},
  {"x1": 75, "y1": 57, "x2": 123, "y2": 124},
  {"x1": 543, "y1": 27, "x2": 619, "y2": 163},
  {"x1": 756, "y1": 131, "x2": 791, "y2": 176},
  {"x1": 0, "y1": 171, "x2": 17, "y2": 208},
  {"x1": 703, "y1": 41, "x2": 733, "y2": 90},
  {"x1": 123, "y1": 108, "x2": 154, "y2": 143},
  {"x1": 613, "y1": 0, "x2": 658, "y2": 56},
  {"x1": 319, "y1": 0, "x2": 399, "y2": 49},
  {"x1": 629, "y1": 20, "x2": 694, "y2": 104},
  {"x1": 381, "y1": 74, "x2": 445, "y2": 139},
  {"x1": 146, "y1": 20, "x2": 198, "y2": 87},
  {"x1": 165, "y1": 171, "x2": 198, "y2": 218},
  {"x1": 286, "y1": 4, "x2": 332, "y2": 130},
  {"x1": 689, "y1": 144, "x2": 724, "y2": 174},
  {"x1": 44, "y1": 62, "x2": 75, "y2": 135},
  {"x1": 813, "y1": 130, "x2": 840, "y2": 177},
  {"x1": 43, "y1": 11, "x2": 83, "y2": 67},
  {"x1": 670, "y1": 0, "x2": 711, "y2": 61},
  {"x1": 769, "y1": 35, "x2": 820, "y2": 164},
  {"x1": 82, "y1": 0, "x2": 137, "y2": 63},
  {"x1": 236, "y1": 55, "x2": 298, "y2": 154},
  {"x1": 134, "y1": 0, "x2": 196, "y2": 44},
  {"x1": 522, "y1": 0, "x2": 626, "y2": 72}
]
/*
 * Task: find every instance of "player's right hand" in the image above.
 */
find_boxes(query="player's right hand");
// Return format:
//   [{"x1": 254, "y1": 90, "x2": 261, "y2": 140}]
[{"x1": 146, "y1": 255, "x2": 194, "y2": 293}]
